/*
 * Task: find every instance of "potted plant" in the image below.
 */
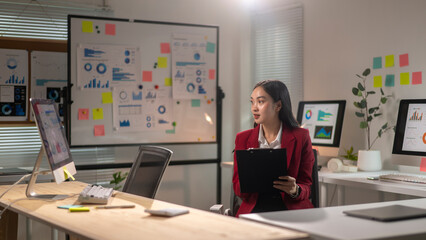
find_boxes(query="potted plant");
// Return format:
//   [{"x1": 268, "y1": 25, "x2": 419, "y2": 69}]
[
  {"x1": 352, "y1": 68, "x2": 394, "y2": 171},
  {"x1": 110, "y1": 171, "x2": 128, "y2": 190},
  {"x1": 340, "y1": 146, "x2": 358, "y2": 166}
]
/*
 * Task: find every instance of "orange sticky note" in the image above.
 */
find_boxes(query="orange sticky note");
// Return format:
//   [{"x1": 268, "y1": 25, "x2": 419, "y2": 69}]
[
  {"x1": 164, "y1": 77, "x2": 172, "y2": 86},
  {"x1": 94, "y1": 125, "x2": 105, "y2": 136},
  {"x1": 93, "y1": 108, "x2": 104, "y2": 120},
  {"x1": 399, "y1": 53, "x2": 409, "y2": 67},
  {"x1": 105, "y1": 23, "x2": 116, "y2": 36},
  {"x1": 412, "y1": 71, "x2": 422, "y2": 85},
  {"x1": 143, "y1": 71, "x2": 152, "y2": 82},
  {"x1": 160, "y1": 43, "x2": 170, "y2": 54},
  {"x1": 209, "y1": 69, "x2": 215, "y2": 80},
  {"x1": 78, "y1": 108, "x2": 89, "y2": 120},
  {"x1": 82, "y1": 21, "x2": 93, "y2": 33},
  {"x1": 158, "y1": 57, "x2": 167, "y2": 68},
  {"x1": 102, "y1": 92, "x2": 113, "y2": 104},
  {"x1": 373, "y1": 76, "x2": 382, "y2": 88}
]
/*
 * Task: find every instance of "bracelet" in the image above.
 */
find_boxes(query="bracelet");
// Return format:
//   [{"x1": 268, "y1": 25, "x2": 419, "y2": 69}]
[{"x1": 289, "y1": 184, "x2": 300, "y2": 198}]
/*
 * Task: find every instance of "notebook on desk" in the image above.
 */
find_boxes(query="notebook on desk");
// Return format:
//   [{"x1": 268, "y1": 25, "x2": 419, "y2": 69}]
[
  {"x1": 236, "y1": 148, "x2": 287, "y2": 193},
  {"x1": 343, "y1": 205, "x2": 426, "y2": 222}
]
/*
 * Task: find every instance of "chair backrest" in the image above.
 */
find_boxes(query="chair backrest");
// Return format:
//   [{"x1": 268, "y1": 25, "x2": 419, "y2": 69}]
[
  {"x1": 310, "y1": 149, "x2": 320, "y2": 208},
  {"x1": 122, "y1": 145, "x2": 173, "y2": 199}
]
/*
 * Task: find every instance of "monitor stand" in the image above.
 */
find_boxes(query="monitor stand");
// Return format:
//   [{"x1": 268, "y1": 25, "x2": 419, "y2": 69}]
[{"x1": 25, "y1": 147, "x2": 69, "y2": 200}]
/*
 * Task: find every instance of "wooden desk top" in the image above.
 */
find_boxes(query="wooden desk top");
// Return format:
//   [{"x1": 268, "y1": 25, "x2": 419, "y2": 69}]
[{"x1": 0, "y1": 181, "x2": 308, "y2": 240}]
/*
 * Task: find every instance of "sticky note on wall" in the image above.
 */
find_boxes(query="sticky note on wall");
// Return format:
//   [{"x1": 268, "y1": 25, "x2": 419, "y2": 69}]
[
  {"x1": 94, "y1": 125, "x2": 105, "y2": 136},
  {"x1": 206, "y1": 42, "x2": 215, "y2": 53},
  {"x1": 82, "y1": 21, "x2": 93, "y2": 33},
  {"x1": 143, "y1": 71, "x2": 152, "y2": 82},
  {"x1": 160, "y1": 43, "x2": 171, "y2": 54},
  {"x1": 385, "y1": 55, "x2": 394, "y2": 67},
  {"x1": 373, "y1": 57, "x2": 382, "y2": 69},
  {"x1": 400, "y1": 72, "x2": 410, "y2": 85},
  {"x1": 209, "y1": 69, "x2": 216, "y2": 80},
  {"x1": 164, "y1": 78, "x2": 172, "y2": 86},
  {"x1": 412, "y1": 71, "x2": 422, "y2": 85},
  {"x1": 102, "y1": 92, "x2": 113, "y2": 104},
  {"x1": 191, "y1": 99, "x2": 201, "y2": 107},
  {"x1": 158, "y1": 57, "x2": 167, "y2": 68},
  {"x1": 93, "y1": 108, "x2": 104, "y2": 120},
  {"x1": 385, "y1": 74, "x2": 395, "y2": 87},
  {"x1": 373, "y1": 76, "x2": 382, "y2": 88},
  {"x1": 78, "y1": 108, "x2": 89, "y2": 120},
  {"x1": 105, "y1": 23, "x2": 116, "y2": 36},
  {"x1": 399, "y1": 53, "x2": 409, "y2": 67}
]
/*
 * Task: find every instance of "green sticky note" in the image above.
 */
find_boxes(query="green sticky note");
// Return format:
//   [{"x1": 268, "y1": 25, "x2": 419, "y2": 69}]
[
  {"x1": 400, "y1": 72, "x2": 410, "y2": 85},
  {"x1": 93, "y1": 108, "x2": 104, "y2": 120},
  {"x1": 373, "y1": 57, "x2": 382, "y2": 69},
  {"x1": 373, "y1": 76, "x2": 382, "y2": 88},
  {"x1": 385, "y1": 55, "x2": 394, "y2": 67},
  {"x1": 191, "y1": 99, "x2": 201, "y2": 107},
  {"x1": 164, "y1": 77, "x2": 172, "y2": 86},
  {"x1": 206, "y1": 42, "x2": 215, "y2": 53},
  {"x1": 158, "y1": 57, "x2": 167, "y2": 68},
  {"x1": 82, "y1": 21, "x2": 93, "y2": 33},
  {"x1": 385, "y1": 74, "x2": 395, "y2": 87},
  {"x1": 102, "y1": 92, "x2": 113, "y2": 104}
]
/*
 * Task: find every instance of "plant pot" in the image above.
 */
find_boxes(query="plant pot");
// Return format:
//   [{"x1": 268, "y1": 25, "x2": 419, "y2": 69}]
[
  {"x1": 342, "y1": 159, "x2": 357, "y2": 166},
  {"x1": 357, "y1": 150, "x2": 382, "y2": 171}
]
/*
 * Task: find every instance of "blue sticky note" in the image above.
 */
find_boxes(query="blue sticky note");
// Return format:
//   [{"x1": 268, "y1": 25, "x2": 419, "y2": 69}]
[
  {"x1": 191, "y1": 99, "x2": 201, "y2": 107},
  {"x1": 373, "y1": 57, "x2": 382, "y2": 69},
  {"x1": 385, "y1": 74, "x2": 395, "y2": 87},
  {"x1": 58, "y1": 204, "x2": 83, "y2": 209},
  {"x1": 206, "y1": 42, "x2": 215, "y2": 53}
]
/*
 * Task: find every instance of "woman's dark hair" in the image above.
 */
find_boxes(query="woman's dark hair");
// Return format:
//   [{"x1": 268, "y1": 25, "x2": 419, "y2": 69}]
[{"x1": 253, "y1": 80, "x2": 299, "y2": 129}]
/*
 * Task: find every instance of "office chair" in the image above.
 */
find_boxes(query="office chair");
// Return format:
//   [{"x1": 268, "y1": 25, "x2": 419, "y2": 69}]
[{"x1": 122, "y1": 145, "x2": 173, "y2": 199}]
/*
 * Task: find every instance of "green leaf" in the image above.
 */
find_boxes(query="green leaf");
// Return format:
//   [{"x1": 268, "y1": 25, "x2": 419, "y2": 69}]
[
  {"x1": 367, "y1": 91, "x2": 375, "y2": 95},
  {"x1": 374, "y1": 113, "x2": 382, "y2": 117},
  {"x1": 355, "y1": 112, "x2": 365, "y2": 117},
  {"x1": 358, "y1": 83, "x2": 365, "y2": 91},
  {"x1": 362, "y1": 68, "x2": 371, "y2": 76},
  {"x1": 378, "y1": 129, "x2": 383, "y2": 137},
  {"x1": 368, "y1": 108, "x2": 375, "y2": 114},
  {"x1": 356, "y1": 74, "x2": 362, "y2": 79},
  {"x1": 352, "y1": 87, "x2": 359, "y2": 96},
  {"x1": 353, "y1": 102, "x2": 361, "y2": 108},
  {"x1": 367, "y1": 116, "x2": 373, "y2": 122},
  {"x1": 360, "y1": 121, "x2": 368, "y2": 128},
  {"x1": 360, "y1": 99, "x2": 367, "y2": 108},
  {"x1": 381, "y1": 97, "x2": 387, "y2": 104},
  {"x1": 381, "y1": 122, "x2": 388, "y2": 129},
  {"x1": 380, "y1": 88, "x2": 384, "y2": 95}
]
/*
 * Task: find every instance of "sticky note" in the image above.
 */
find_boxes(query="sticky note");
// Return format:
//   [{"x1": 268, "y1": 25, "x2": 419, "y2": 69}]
[
  {"x1": 412, "y1": 71, "x2": 422, "y2": 85},
  {"x1": 206, "y1": 42, "x2": 215, "y2": 53},
  {"x1": 78, "y1": 108, "x2": 89, "y2": 120},
  {"x1": 160, "y1": 43, "x2": 171, "y2": 54},
  {"x1": 209, "y1": 69, "x2": 215, "y2": 80},
  {"x1": 94, "y1": 125, "x2": 105, "y2": 136},
  {"x1": 420, "y1": 158, "x2": 426, "y2": 172},
  {"x1": 102, "y1": 92, "x2": 113, "y2": 104},
  {"x1": 82, "y1": 21, "x2": 93, "y2": 33},
  {"x1": 158, "y1": 57, "x2": 167, "y2": 68},
  {"x1": 373, "y1": 57, "x2": 382, "y2": 69},
  {"x1": 385, "y1": 74, "x2": 395, "y2": 87},
  {"x1": 400, "y1": 72, "x2": 410, "y2": 85},
  {"x1": 105, "y1": 23, "x2": 116, "y2": 36},
  {"x1": 191, "y1": 99, "x2": 201, "y2": 107},
  {"x1": 143, "y1": 71, "x2": 152, "y2": 82},
  {"x1": 373, "y1": 76, "x2": 382, "y2": 88},
  {"x1": 385, "y1": 55, "x2": 394, "y2": 67},
  {"x1": 93, "y1": 108, "x2": 104, "y2": 120},
  {"x1": 63, "y1": 167, "x2": 75, "y2": 181},
  {"x1": 165, "y1": 77, "x2": 172, "y2": 86},
  {"x1": 399, "y1": 53, "x2": 409, "y2": 67}
]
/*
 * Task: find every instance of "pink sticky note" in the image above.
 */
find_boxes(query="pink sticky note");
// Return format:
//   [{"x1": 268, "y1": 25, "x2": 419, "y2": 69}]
[
  {"x1": 78, "y1": 108, "x2": 89, "y2": 120},
  {"x1": 420, "y1": 157, "x2": 426, "y2": 172},
  {"x1": 160, "y1": 43, "x2": 170, "y2": 54},
  {"x1": 143, "y1": 71, "x2": 152, "y2": 82},
  {"x1": 399, "y1": 53, "x2": 409, "y2": 67},
  {"x1": 105, "y1": 23, "x2": 116, "y2": 36},
  {"x1": 412, "y1": 71, "x2": 422, "y2": 85},
  {"x1": 94, "y1": 125, "x2": 105, "y2": 136},
  {"x1": 209, "y1": 69, "x2": 215, "y2": 80}
]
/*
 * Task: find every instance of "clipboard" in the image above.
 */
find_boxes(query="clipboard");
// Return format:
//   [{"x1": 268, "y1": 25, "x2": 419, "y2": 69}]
[{"x1": 236, "y1": 148, "x2": 287, "y2": 193}]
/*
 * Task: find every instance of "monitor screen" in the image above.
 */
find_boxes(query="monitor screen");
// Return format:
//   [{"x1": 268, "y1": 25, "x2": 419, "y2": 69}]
[
  {"x1": 392, "y1": 99, "x2": 426, "y2": 166},
  {"x1": 30, "y1": 98, "x2": 76, "y2": 183},
  {"x1": 296, "y1": 100, "x2": 346, "y2": 147}
]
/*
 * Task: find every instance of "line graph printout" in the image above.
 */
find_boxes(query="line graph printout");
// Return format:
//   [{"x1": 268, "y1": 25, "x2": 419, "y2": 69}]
[
  {"x1": 402, "y1": 104, "x2": 426, "y2": 152},
  {"x1": 300, "y1": 103, "x2": 339, "y2": 145},
  {"x1": 0, "y1": 48, "x2": 28, "y2": 121},
  {"x1": 77, "y1": 44, "x2": 140, "y2": 90}
]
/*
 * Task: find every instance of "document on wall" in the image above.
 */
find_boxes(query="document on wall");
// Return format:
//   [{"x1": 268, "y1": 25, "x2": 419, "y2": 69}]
[
  {"x1": 171, "y1": 33, "x2": 208, "y2": 99},
  {"x1": 0, "y1": 48, "x2": 28, "y2": 121}
]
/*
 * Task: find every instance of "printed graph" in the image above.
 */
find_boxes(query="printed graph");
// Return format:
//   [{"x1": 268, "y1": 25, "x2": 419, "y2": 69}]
[
  {"x1": 314, "y1": 126, "x2": 333, "y2": 139},
  {"x1": 84, "y1": 79, "x2": 109, "y2": 89},
  {"x1": 112, "y1": 68, "x2": 135, "y2": 81},
  {"x1": 118, "y1": 104, "x2": 142, "y2": 115},
  {"x1": 317, "y1": 110, "x2": 332, "y2": 121},
  {"x1": 409, "y1": 111, "x2": 423, "y2": 121},
  {"x1": 5, "y1": 75, "x2": 25, "y2": 84}
]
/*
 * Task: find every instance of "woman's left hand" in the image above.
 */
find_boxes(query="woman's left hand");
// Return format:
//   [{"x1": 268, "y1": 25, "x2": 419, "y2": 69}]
[{"x1": 273, "y1": 176, "x2": 297, "y2": 195}]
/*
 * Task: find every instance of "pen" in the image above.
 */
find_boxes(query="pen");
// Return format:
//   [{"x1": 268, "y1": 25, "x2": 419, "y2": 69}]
[{"x1": 96, "y1": 204, "x2": 135, "y2": 209}]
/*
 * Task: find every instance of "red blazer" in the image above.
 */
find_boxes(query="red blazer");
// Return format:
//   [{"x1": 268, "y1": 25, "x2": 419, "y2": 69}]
[{"x1": 233, "y1": 124, "x2": 315, "y2": 217}]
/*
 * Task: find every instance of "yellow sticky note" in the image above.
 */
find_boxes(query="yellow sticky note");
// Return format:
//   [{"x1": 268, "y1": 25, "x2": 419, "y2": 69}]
[
  {"x1": 63, "y1": 167, "x2": 75, "y2": 181},
  {"x1": 93, "y1": 108, "x2": 104, "y2": 120},
  {"x1": 158, "y1": 57, "x2": 167, "y2": 68},
  {"x1": 82, "y1": 21, "x2": 93, "y2": 33},
  {"x1": 385, "y1": 55, "x2": 394, "y2": 67},
  {"x1": 102, "y1": 92, "x2": 113, "y2": 104},
  {"x1": 373, "y1": 76, "x2": 382, "y2": 88},
  {"x1": 165, "y1": 78, "x2": 172, "y2": 86},
  {"x1": 400, "y1": 72, "x2": 410, "y2": 85}
]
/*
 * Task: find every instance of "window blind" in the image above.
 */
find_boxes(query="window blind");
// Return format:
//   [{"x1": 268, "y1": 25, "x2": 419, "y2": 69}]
[
  {"x1": 252, "y1": 4, "x2": 304, "y2": 112},
  {"x1": 0, "y1": 0, "x2": 112, "y2": 40}
]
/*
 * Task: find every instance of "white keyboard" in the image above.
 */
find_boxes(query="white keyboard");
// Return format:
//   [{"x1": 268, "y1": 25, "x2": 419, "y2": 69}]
[
  {"x1": 78, "y1": 184, "x2": 114, "y2": 204},
  {"x1": 379, "y1": 174, "x2": 426, "y2": 184}
]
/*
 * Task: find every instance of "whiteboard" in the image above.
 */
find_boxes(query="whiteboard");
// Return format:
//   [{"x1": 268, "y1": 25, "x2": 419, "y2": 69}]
[{"x1": 68, "y1": 16, "x2": 218, "y2": 146}]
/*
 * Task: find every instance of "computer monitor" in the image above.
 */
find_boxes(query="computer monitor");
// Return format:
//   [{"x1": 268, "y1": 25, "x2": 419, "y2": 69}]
[
  {"x1": 392, "y1": 99, "x2": 426, "y2": 167},
  {"x1": 26, "y1": 98, "x2": 76, "y2": 200}
]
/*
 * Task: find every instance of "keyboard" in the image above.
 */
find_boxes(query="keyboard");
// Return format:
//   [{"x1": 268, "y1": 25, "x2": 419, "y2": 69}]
[
  {"x1": 379, "y1": 174, "x2": 426, "y2": 184},
  {"x1": 78, "y1": 184, "x2": 114, "y2": 204}
]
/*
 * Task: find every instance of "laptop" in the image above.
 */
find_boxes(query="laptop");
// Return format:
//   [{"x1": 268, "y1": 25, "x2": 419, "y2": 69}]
[
  {"x1": 343, "y1": 205, "x2": 426, "y2": 222},
  {"x1": 236, "y1": 148, "x2": 287, "y2": 193}
]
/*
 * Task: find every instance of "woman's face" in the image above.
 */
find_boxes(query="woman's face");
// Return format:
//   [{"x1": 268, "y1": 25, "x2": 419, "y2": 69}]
[{"x1": 250, "y1": 86, "x2": 281, "y2": 126}]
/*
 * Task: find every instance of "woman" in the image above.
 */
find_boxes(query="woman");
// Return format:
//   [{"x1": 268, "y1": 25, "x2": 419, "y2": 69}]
[{"x1": 233, "y1": 80, "x2": 315, "y2": 217}]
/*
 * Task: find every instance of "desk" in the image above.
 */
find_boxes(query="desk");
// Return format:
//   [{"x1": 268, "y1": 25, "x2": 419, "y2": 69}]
[
  {"x1": 241, "y1": 198, "x2": 426, "y2": 240},
  {"x1": 0, "y1": 181, "x2": 309, "y2": 240}
]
